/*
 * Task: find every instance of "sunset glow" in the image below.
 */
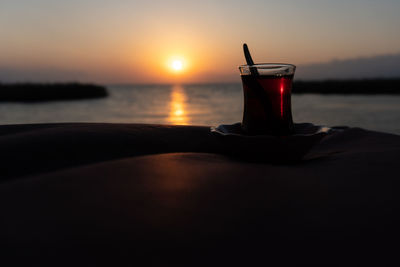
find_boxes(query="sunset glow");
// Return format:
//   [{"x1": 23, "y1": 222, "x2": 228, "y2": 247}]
[{"x1": 1, "y1": 1, "x2": 399, "y2": 83}]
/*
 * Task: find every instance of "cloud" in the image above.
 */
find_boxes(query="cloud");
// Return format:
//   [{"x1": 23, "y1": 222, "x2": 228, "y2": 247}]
[{"x1": 296, "y1": 53, "x2": 400, "y2": 80}]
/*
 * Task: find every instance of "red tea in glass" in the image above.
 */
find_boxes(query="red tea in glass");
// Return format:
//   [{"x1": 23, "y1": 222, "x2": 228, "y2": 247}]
[{"x1": 239, "y1": 64, "x2": 296, "y2": 135}]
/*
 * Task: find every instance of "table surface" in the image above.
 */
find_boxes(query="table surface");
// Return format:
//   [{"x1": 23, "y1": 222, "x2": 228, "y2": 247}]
[{"x1": 0, "y1": 123, "x2": 399, "y2": 266}]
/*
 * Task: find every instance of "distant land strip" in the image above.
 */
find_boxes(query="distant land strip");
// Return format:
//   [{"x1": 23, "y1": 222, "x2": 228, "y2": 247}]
[
  {"x1": 0, "y1": 82, "x2": 108, "y2": 102},
  {"x1": 292, "y1": 79, "x2": 400, "y2": 94}
]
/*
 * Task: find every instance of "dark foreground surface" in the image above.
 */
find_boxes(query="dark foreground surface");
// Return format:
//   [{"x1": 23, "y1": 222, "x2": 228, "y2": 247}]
[{"x1": 0, "y1": 123, "x2": 399, "y2": 266}]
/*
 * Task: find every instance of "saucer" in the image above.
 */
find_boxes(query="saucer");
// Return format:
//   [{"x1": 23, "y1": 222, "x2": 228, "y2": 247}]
[
  {"x1": 210, "y1": 123, "x2": 342, "y2": 163},
  {"x1": 211, "y1": 122, "x2": 334, "y2": 137}
]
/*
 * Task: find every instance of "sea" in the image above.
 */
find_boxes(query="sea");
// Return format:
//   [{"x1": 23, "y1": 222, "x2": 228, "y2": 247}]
[{"x1": 1, "y1": 83, "x2": 400, "y2": 135}]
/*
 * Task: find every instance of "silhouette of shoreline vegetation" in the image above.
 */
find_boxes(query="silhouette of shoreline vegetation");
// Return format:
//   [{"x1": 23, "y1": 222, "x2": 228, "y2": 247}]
[
  {"x1": 0, "y1": 82, "x2": 108, "y2": 102},
  {"x1": 293, "y1": 79, "x2": 400, "y2": 94}
]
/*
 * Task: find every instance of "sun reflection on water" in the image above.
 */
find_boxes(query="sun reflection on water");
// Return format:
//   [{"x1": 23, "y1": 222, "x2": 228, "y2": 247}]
[{"x1": 167, "y1": 85, "x2": 189, "y2": 125}]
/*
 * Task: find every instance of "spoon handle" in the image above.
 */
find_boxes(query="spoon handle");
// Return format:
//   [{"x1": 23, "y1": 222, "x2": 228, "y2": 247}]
[
  {"x1": 243, "y1": 43, "x2": 255, "y2": 65},
  {"x1": 243, "y1": 43, "x2": 259, "y2": 76},
  {"x1": 242, "y1": 43, "x2": 271, "y2": 129}
]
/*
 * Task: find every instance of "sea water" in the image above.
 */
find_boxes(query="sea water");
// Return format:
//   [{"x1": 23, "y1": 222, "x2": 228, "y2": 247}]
[{"x1": 0, "y1": 83, "x2": 399, "y2": 135}]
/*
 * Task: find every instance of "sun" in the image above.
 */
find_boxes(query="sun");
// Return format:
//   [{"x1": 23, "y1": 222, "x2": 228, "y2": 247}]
[
  {"x1": 171, "y1": 60, "x2": 183, "y2": 71},
  {"x1": 165, "y1": 56, "x2": 189, "y2": 75}
]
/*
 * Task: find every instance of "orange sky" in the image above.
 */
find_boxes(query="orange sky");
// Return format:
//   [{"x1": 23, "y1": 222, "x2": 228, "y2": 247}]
[{"x1": 1, "y1": 0, "x2": 400, "y2": 83}]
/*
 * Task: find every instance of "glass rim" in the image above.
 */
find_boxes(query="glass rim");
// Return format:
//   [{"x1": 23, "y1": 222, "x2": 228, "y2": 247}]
[{"x1": 239, "y1": 63, "x2": 296, "y2": 69}]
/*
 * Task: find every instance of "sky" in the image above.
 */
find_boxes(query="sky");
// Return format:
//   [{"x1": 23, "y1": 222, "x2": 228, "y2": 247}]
[{"x1": 1, "y1": 0, "x2": 400, "y2": 83}]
